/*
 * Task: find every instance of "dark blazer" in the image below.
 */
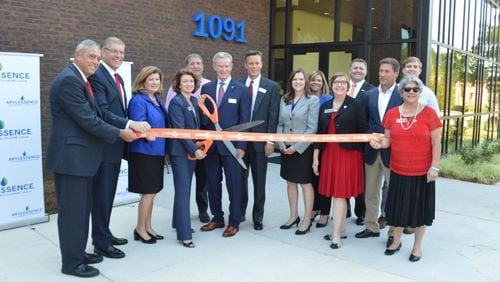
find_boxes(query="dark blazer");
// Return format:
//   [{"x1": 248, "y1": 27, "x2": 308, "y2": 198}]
[
  {"x1": 354, "y1": 81, "x2": 375, "y2": 103},
  {"x1": 200, "y1": 78, "x2": 251, "y2": 155},
  {"x1": 362, "y1": 85, "x2": 403, "y2": 167},
  {"x1": 240, "y1": 76, "x2": 280, "y2": 152},
  {"x1": 167, "y1": 93, "x2": 200, "y2": 156},
  {"x1": 315, "y1": 95, "x2": 370, "y2": 151},
  {"x1": 88, "y1": 64, "x2": 128, "y2": 163},
  {"x1": 46, "y1": 64, "x2": 120, "y2": 177}
]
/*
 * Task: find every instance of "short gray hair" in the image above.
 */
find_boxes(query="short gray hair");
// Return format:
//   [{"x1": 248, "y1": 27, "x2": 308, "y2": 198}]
[
  {"x1": 75, "y1": 39, "x2": 100, "y2": 54},
  {"x1": 212, "y1": 51, "x2": 232, "y2": 63},
  {"x1": 184, "y1": 53, "x2": 203, "y2": 66},
  {"x1": 102, "y1": 37, "x2": 125, "y2": 49},
  {"x1": 398, "y1": 76, "x2": 424, "y2": 95}
]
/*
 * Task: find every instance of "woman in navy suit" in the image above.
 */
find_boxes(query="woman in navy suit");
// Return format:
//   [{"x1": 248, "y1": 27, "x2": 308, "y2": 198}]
[
  {"x1": 128, "y1": 66, "x2": 168, "y2": 244},
  {"x1": 167, "y1": 69, "x2": 206, "y2": 248},
  {"x1": 277, "y1": 69, "x2": 319, "y2": 235}
]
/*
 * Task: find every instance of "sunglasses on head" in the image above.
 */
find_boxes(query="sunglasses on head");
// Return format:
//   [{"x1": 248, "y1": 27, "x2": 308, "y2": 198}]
[{"x1": 403, "y1": 87, "x2": 420, "y2": 93}]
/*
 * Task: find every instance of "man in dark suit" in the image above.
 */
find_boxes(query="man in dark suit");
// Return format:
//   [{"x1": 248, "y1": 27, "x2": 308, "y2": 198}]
[
  {"x1": 199, "y1": 52, "x2": 251, "y2": 237},
  {"x1": 88, "y1": 37, "x2": 150, "y2": 259},
  {"x1": 239, "y1": 50, "x2": 280, "y2": 230},
  {"x1": 355, "y1": 57, "x2": 402, "y2": 244},
  {"x1": 46, "y1": 39, "x2": 136, "y2": 278},
  {"x1": 346, "y1": 58, "x2": 374, "y2": 226}
]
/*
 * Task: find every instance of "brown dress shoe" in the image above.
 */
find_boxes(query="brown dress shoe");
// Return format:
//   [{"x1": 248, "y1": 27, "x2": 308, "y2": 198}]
[
  {"x1": 200, "y1": 221, "x2": 225, "y2": 231},
  {"x1": 222, "y1": 226, "x2": 239, "y2": 237}
]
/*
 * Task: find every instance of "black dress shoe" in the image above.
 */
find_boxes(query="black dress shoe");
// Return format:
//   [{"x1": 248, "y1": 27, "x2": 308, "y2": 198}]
[
  {"x1": 355, "y1": 229, "x2": 380, "y2": 238},
  {"x1": 384, "y1": 242, "x2": 402, "y2": 255},
  {"x1": 94, "y1": 246, "x2": 125, "y2": 259},
  {"x1": 295, "y1": 222, "x2": 312, "y2": 235},
  {"x1": 253, "y1": 222, "x2": 263, "y2": 230},
  {"x1": 147, "y1": 232, "x2": 164, "y2": 240},
  {"x1": 330, "y1": 242, "x2": 341, "y2": 249},
  {"x1": 62, "y1": 264, "x2": 99, "y2": 278},
  {"x1": 199, "y1": 211, "x2": 210, "y2": 223},
  {"x1": 386, "y1": 236, "x2": 394, "y2": 248},
  {"x1": 111, "y1": 236, "x2": 128, "y2": 246},
  {"x1": 409, "y1": 253, "x2": 421, "y2": 262},
  {"x1": 355, "y1": 217, "x2": 365, "y2": 226},
  {"x1": 83, "y1": 252, "x2": 103, "y2": 264}
]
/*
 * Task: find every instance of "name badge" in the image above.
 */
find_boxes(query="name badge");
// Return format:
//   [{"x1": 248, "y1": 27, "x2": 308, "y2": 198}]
[
  {"x1": 396, "y1": 118, "x2": 408, "y2": 123},
  {"x1": 258, "y1": 87, "x2": 267, "y2": 94},
  {"x1": 187, "y1": 106, "x2": 193, "y2": 111},
  {"x1": 228, "y1": 98, "x2": 237, "y2": 104},
  {"x1": 324, "y1": 108, "x2": 334, "y2": 114}
]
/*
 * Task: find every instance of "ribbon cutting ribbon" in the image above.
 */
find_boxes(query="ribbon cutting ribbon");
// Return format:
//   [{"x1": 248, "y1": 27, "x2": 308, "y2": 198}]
[{"x1": 136, "y1": 129, "x2": 382, "y2": 143}]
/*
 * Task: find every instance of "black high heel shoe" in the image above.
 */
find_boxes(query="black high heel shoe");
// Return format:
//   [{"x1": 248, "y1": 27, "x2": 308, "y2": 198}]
[
  {"x1": 316, "y1": 217, "x2": 329, "y2": 228},
  {"x1": 295, "y1": 222, "x2": 312, "y2": 235},
  {"x1": 180, "y1": 240, "x2": 195, "y2": 248},
  {"x1": 134, "y1": 229, "x2": 156, "y2": 244},
  {"x1": 280, "y1": 217, "x2": 300, "y2": 229},
  {"x1": 310, "y1": 210, "x2": 320, "y2": 222},
  {"x1": 147, "y1": 232, "x2": 164, "y2": 240}
]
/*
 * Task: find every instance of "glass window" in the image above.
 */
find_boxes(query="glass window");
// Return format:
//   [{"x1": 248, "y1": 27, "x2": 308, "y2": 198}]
[
  {"x1": 453, "y1": 0, "x2": 465, "y2": 49},
  {"x1": 367, "y1": 43, "x2": 415, "y2": 85},
  {"x1": 272, "y1": 0, "x2": 286, "y2": 45},
  {"x1": 390, "y1": 0, "x2": 418, "y2": 39},
  {"x1": 271, "y1": 49, "x2": 286, "y2": 95},
  {"x1": 292, "y1": 51, "x2": 319, "y2": 74},
  {"x1": 327, "y1": 51, "x2": 353, "y2": 79},
  {"x1": 338, "y1": 0, "x2": 365, "y2": 42},
  {"x1": 291, "y1": 0, "x2": 334, "y2": 44},
  {"x1": 370, "y1": 1, "x2": 385, "y2": 39},
  {"x1": 431, "y1": 0, "x2": 440, "y2": 41}
]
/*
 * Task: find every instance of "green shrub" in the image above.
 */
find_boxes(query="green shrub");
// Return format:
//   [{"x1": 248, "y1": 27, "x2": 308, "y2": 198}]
[{"x1": 459, "y1": 140, "x2": 500, "y2": 165}]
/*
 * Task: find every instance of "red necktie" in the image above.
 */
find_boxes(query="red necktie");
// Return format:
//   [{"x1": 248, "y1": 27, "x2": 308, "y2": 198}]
[
  {"x1": 86, "y1": 80, "x2": 95, "y2": 99},
  {"x1": 114, "y1": 73, "x2": 124, "y2": 104},
  {"x1": 249, "y1": 80, "x2": 254, "y2": 98}
]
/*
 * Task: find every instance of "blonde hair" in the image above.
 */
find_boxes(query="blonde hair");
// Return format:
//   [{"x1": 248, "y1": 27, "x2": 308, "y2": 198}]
[{"x1": 132, "y1": 66, "x2": 164, "y2": 95}]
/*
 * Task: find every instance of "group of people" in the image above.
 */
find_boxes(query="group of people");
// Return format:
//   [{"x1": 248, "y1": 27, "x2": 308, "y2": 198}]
[{"x1": 46, "y1": 37, "x2": 441, "y2": 278}]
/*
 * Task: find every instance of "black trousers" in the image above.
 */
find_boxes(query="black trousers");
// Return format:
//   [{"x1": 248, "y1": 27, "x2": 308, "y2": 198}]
[{"x1": 241, "y1": 144, "x2": 268, "y2": 223}]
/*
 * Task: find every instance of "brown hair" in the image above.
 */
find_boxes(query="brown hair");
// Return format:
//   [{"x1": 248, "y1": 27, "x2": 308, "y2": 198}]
[
  {"x1": 171, "y1": 68, "x2": 200, "y2": 94},
  {"x1": 379, "y1": 57, "x2": 400, "y2": 72},
  {"x1": 329, "y1": 72, "x2": 350, "y2": 92},
  {"x1": 283, "y1": 69, "x2": 310, "y2": 103},
  {"x1": 308, "y1": 70, "x2": 329, "y2": 95},
  {"x1": 132, "y1": 66, "x2": 164, "y2": 95}
]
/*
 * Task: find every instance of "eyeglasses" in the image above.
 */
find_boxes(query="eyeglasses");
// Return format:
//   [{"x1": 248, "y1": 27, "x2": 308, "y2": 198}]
[
  {"x1": 104, "y1": 48, "x2": 124, "y2": 56},
  {"x1": 403, "y1": 87, "x2": 420, "y2": 93},
  {"x1": 332, "y1": 80, "x2": 348, "y2": 85}
]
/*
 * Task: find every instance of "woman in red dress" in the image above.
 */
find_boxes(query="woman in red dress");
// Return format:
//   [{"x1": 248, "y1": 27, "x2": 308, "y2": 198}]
[
  {"x1": 369, "y1": 76, "x2": 441, "y2": 262},
  {"x1": 312, "y1": 73, "x2": 369, "y2": 249}
]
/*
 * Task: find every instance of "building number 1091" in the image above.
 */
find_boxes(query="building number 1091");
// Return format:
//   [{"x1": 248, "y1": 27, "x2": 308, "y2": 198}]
[{"x1": 192, "y1": 12, "x2": 248, "y2": 43}]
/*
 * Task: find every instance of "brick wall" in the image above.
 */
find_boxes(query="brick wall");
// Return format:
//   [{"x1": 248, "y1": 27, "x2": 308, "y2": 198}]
[{"x1": 0, "y1": 0, "x2": 270, "y2": 211}]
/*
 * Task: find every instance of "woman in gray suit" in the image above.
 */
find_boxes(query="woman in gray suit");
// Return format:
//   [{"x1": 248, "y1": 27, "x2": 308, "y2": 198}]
[{"x1": 277, "y1": 69, "x2": 320, "y2": 235}]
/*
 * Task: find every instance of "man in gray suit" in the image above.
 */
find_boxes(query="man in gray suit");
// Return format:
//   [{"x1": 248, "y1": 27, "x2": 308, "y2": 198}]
[
  {"x1": 240, "y1": 50, "x2": 280, "y2": 230},
  {"x1": 46, "y1": 39, "x2": 136, "y2": 278}
]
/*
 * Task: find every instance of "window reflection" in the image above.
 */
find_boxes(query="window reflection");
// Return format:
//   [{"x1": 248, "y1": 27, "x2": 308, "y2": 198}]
[{"x1": 291, "y1": 0, "x2": 334, "y2": 43}]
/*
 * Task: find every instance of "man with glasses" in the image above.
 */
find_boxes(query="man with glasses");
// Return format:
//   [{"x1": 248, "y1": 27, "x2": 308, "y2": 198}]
[
  {"x1": 88, "y1": 37, "x2": 150, "y2": 259},
  {"x1": 356, "y1": 58, "x2": 402, "y2": 248}
]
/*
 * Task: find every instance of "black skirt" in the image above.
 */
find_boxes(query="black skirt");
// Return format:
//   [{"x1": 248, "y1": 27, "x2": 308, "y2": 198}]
[
  {"x1": 128, "y1": 152, "x2": 165, "y2": 194},
  {"x1": 385, "y1": 171, "x2": 435, "y2": 227},
  {"x1": 280, "y1": 145, "x2": 314, "y2": 184}
]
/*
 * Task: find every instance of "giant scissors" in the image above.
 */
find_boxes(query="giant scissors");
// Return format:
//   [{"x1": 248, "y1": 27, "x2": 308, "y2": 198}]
[{"x1": 188, "y1": 94, "x2": 262, "y2": 170}]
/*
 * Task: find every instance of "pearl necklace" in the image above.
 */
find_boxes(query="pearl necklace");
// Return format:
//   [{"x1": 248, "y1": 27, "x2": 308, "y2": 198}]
[{"x1": 399, "y1": 103, "x2": 420, "y2": 131}]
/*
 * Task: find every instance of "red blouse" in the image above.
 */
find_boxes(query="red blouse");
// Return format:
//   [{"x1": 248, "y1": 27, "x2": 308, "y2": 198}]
[{"x1": 382, "y1": 106, "x2": 442, "y2": 176}]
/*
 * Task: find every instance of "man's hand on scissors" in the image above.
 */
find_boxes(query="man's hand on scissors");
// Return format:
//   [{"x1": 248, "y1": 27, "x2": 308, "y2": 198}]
[{"x1": 236, "y1": 148, "x2": 245, "y2": 158}]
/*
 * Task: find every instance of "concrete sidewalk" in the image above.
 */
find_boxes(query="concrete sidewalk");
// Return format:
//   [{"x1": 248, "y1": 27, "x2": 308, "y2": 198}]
[{"x1": 1, "y1": 161, "x2": 499, "y2": 281}]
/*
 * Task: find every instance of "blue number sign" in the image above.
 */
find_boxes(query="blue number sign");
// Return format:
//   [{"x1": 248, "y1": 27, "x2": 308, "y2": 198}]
[{"x1": 192, "y1": 12, "x2": 248, "y2": 43}]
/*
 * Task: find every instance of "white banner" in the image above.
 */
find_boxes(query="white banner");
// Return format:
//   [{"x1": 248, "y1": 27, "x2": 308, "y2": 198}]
[
  {"x1": 113, "y1": 61, "x2": 140, "y2": 205},
  {"x1": 0, "y1": 52, "x2": 48, "y2": 230}
]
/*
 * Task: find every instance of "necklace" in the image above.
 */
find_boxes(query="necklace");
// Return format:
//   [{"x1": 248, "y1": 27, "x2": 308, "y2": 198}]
[{"x1": 399, "y1": 103, "x2": 420, "y2": 131}]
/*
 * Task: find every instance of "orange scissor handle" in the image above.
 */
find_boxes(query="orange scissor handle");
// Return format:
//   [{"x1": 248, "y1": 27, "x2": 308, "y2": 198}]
[
  {"x1": 187, "y1": 139, "x2": 213, "y2": 160},
  {"x1": 198, "y1": 94, "x2": 219, "y2": 124}
]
